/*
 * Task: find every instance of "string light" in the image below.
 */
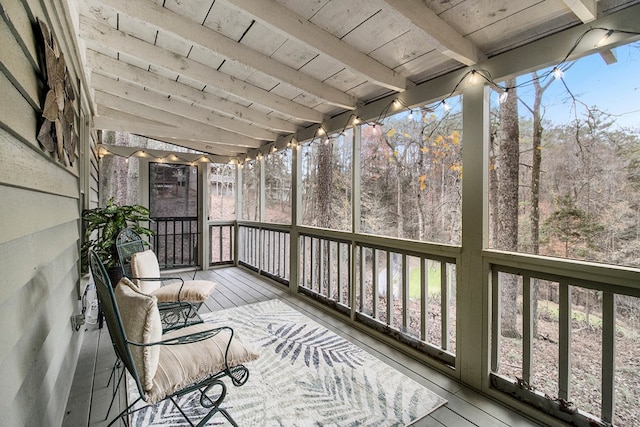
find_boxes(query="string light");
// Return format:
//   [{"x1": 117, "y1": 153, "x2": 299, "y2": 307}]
[
  {"x1": 101, "y1": 26, "x2": 639, "y2": 166},
  {"x1": 499, "y1": 89, "x2": 509, "y2": 104},
  {"x1": 552, "y1": 67, "x2": 564, "y2": 79},
  {"x1": 596, "y1": 29, "x2": 614, "y2": 47},
  {"x1": 469, "y1": 70, "x2": 479, "y2": 84}
]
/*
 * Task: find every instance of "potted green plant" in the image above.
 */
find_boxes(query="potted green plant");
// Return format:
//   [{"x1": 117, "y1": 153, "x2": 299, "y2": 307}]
[{"x1": 81, "y1": 198, "x2": 154, "y2": 284}]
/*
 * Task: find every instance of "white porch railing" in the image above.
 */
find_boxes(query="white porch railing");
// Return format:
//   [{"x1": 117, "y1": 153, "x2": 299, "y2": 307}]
[
  {"x1": 237, "y1": 222, "x2": 290, "y2": 284},
  {"x1": 487, "y1": 251, "x2": 640, "y2": 426},
  {"x1": 234, "y1": 222, "x2": 459, "y2": 366},
  {"x1": 227, "y1": 223, "x2": 640, "y2": 424}
]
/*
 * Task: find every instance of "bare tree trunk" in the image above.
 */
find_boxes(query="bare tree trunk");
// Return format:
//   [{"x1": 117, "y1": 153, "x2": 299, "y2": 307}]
[
  {"x1": 530, "y1": 72, "x2": 552, "y2": 336},
  {"x1": 489, "y1": 129, "x2": 499, "y2": 247},
  {"x1": 315, "y1": 142, "x2": 333, "y2": 290},
  {"x1": 497, "y1": 79, "x2": 521, "y2": 338},
  {"x1": 397, "y1": 173, "x2": 404, "y2": 238},
  {"x1": 316, "y1": 142, "x2": 333, "y2": 229}
]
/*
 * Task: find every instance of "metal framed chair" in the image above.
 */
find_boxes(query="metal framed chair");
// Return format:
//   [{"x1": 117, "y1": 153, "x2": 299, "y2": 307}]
[
  {"x1": 89, "y1": 251, "x2": 257, "y2": 427},
  {"x1": 116, "y1": 228, "x2": 217, "y2": 331}
]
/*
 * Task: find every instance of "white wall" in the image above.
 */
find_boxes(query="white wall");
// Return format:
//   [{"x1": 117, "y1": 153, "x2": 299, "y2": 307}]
[{"x1": 0, "y1": 0, "x2": 95, "y2": 425}]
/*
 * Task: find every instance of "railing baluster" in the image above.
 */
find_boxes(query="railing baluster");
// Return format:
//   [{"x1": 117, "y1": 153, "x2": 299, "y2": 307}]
[
  {"x1": 373, "y1": 249, "x2": 379, "y2": 320},
  {"x1": 441, "y1": 261, "x2": 449, "y2": 352},
  {"x1": 402, "y1": 254, "x2": 409, "y2": 331},
  {"x1": 359, "y1": 246, "x2": 365, "y2": 312},
  {"x1": 491, "y1": 268, "x2": 500, "y2": 372},
  {"x1": 601, "y1": 291, "x2": 615, "y2": 423},
  {"x1": 523, "y1": 274, "x2": 532, "y2": 385},
  {"x1": 328, "y1": 241, "x2": 334, "y2": 300},
  {"x1": 387, "y1": 251, "x2": 392, "y2": 327},
  {"x1": 559, "y1": 281, "x2": 571, "y2": 401},
  {"x1": 421, "y1": 257, "x2": 427, "y2": 341},
  {"x1": 336, "y1": 242, "x2": 342, "y2": 302},
  {"x1": 301, "y1": 236, "x2": 307, "y2": 288}
]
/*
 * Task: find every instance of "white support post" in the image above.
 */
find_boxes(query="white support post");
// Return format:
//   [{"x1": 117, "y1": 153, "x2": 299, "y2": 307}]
[
  {"x1": 200, "y1": 162, "x2": 209, "y2": 270},
  {"x1": 601, "y1": 291, "x2": 616, "y2": 422},
  {"x1": 234, "y1": 164, "x2": 242, "y2": 266},
  {"x1": 459, "y1": 83, "x2": 490, "y2": 389},
  {"x1": 289, "y1": 143, "x2": 300, "y2": 294},
  {"x1": 350, "y1": 127, "x2": 361, "y2": 320}
]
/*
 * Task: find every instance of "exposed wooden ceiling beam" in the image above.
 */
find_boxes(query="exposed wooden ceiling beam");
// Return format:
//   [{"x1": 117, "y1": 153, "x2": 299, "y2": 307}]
[
  {"x1": 91, "y1": 73, "x2": 277, "y2": 141},
  {"x1": 562, "y1": 0, "x2": 597, "y2": 23},
  {"x1": 93, "y1": 105, "x2": 167, "y2": 127},
  {"x1": 141, "y1": 137, "x2": 240, "y2": 157},
  {"x1": 383, "y1": 0, "x2": 486, "y2": 66},
  {"x1": 220, "y1": 0, "x2": 409, "y2": 92},
  {"x1": 88, "y1": 0, "x2": 356, "y2": 110},
  {"x1": 80, "y1": 16, "x2": 325, "y2": 123},
  {"x1": 95, "y1": 91, "x2": 264, "y2": 148},
  {"x1": 85, "y1": 51, "x2": 299, "y2": 134},
  {"x1": 94, "y1": 112, "x2": 243, "y2": 157}
]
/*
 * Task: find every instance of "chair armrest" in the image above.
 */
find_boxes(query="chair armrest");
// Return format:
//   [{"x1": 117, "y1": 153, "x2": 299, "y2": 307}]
[{"x1": 129, "y1": 325, "x2": 233, "y2": 347}]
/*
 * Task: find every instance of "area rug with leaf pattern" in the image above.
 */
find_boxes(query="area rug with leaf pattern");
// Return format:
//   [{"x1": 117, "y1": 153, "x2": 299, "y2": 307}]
[{"x1": 128, "y1": 299, "x2": 447, "y2": 426}]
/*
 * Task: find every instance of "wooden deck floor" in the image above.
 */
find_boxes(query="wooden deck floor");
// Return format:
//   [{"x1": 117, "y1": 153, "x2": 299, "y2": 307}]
[{"x1": 62, "y1": 267, "x2": 542, "y2": 427}]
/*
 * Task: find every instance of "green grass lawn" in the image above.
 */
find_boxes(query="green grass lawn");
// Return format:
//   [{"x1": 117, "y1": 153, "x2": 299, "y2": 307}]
[{"x1": 408, "y1": 265, "x2": 443, "y2": 299}]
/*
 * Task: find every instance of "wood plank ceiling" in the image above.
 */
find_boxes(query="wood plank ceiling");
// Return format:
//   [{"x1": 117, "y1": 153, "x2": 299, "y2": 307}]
[{"x1": 70, "y1": 0, "x2": 637, "y2": 158}]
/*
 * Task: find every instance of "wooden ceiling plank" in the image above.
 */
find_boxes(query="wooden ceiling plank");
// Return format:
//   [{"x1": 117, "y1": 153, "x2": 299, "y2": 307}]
[
  {"x1": 91, "y1": 73, "x2": 277, "y2": 141},
  {"x1": 562, "y1": 0, "x2": 597, "y2": 23},
  {"x1": 95, "y1": 91, "x2": 264, "y2": 148},
  {"x1": 80, "y1": 16, "x2": 324, "y2": 123},
  {"x1": 86, "y1": 51, "x2": 299, "y2": 133},
  {"x1": 220, "y1": 0, "x2": 409, "y2": 92},
  {"x1": 383, "y1": 0, "x2": 486, "y2": 66},
  {"x1": 96, "y1": 0, "x2": 355, "y2": 109}
]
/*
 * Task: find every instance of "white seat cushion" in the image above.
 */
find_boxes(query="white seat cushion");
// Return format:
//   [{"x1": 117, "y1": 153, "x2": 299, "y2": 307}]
[{"x1": 145, "y1": 323, "x2": 259, "y2": 404}]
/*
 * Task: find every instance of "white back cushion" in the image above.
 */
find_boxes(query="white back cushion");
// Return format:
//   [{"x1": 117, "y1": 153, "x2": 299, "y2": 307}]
[{"x1": 130, "y1": 249, "x2": 162, "y2": 294}]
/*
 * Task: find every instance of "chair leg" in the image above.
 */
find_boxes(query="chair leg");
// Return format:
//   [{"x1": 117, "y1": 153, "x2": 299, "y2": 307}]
[
  {"x1": 105, "y1": 363, "x2": 125, "y2": 420},
  {"x1": 107, "y1": 396, "x2": 142, "y2": 427}
]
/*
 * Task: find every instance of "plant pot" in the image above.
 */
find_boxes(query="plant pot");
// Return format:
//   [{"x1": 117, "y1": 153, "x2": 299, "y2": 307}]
[{"x1": 107, "y1": 266, "x2": 124, "y2": 288}]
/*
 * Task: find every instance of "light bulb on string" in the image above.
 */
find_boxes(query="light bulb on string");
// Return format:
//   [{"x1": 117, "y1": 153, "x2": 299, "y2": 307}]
[
  {"x1": 469, "y1": 70, "x2": 478, "y2": 84},
  {"x1": 407, "y1": 110, "x2": 414, "y2": 122},
  {"x1": 442, "y1": 100, "x2": 451, "y2": 112},
  {"x1": 372, "y1": 124, "x2": 378, "y2": 135},
  {"x1": 596, "y1": 29, "x2": 614, "y2": 47},
  {"x1": 499, "y1": 89, "x2": 509, "y2": 104},
  {"x1": 552, "y1": 67, "x2": 564, "y2": 79}
]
